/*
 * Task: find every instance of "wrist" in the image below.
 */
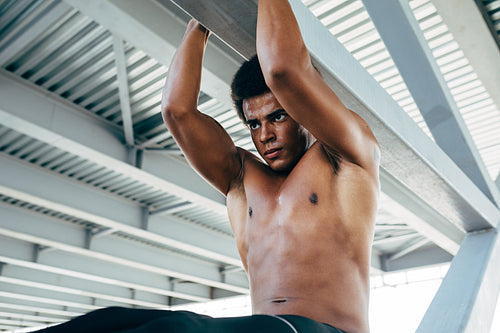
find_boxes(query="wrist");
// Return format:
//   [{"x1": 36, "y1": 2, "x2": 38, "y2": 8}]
[{"x1": 187, "y1": 19, "x2": 211, "y2": 37}]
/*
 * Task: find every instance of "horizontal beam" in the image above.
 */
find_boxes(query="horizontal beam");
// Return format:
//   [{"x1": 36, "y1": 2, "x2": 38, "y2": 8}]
[
  {"x1": 0, "y1": 235, "x2": 212, "y2": 303},
  {"x1": 0, "y1": 302, "x2": 80, "y2": 318},
  {"x1": 0, "y1": 265, "x2": 173, "y2": 309},
  {"x1": 382, "y1": 245, "x2": 453, "y2": 272},
  {"x1": 0, "y1": 203, "x2": 249, "y2": 294},
  {"x1": 379, "y1": 175, "x2": 463, "y2": 255},
  {"x1": 0, "y1": 154, "x2": 241, "y2": 267},
  {"x1": 62, "y1": 0, "x2": 242, "y2": 109},
  {"x1": 0, "y1": 70, "x2": 227, "y2": 215},
  {"x1": 170, "y1": 0, "x2": 500, "y2": 234}
]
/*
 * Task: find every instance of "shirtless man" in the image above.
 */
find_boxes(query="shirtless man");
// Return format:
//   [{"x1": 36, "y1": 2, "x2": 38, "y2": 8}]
[
  {"x1": 39, "y1": 1, "x2": 379, "y2": 333},
  {"x1": 161, "y1": 1, "x2": 380, "y2": 332}
]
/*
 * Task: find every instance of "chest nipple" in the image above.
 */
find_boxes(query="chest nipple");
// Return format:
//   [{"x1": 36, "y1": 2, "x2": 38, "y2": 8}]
[{"x1": 309, "y1": 193, "x2": 318, "y2": 204}]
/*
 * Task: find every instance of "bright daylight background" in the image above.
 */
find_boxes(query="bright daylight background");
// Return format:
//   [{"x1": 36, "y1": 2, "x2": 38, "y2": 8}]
[{"x1": 173, "y1": 263, "x2": 500, "y2": 333}]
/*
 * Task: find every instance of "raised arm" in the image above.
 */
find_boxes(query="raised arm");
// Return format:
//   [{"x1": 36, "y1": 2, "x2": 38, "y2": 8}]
[
  {"x1": 162, "y1": 19, "x2": 242, "y2": 195},
  {"x1": 256, "y1": 0, "x2": 379, "y2": 170}
]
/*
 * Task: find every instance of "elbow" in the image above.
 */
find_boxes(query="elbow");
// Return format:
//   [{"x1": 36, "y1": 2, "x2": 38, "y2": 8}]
[
  {"x1": 262, "y1": 63, "x2": 298, "y2": 91},
  {"x1": 161, "y1": 102, "x2": 190, "y2": 125},
  {"x1": 260, "y1": 51, "x2": 309, "y2": 90}
]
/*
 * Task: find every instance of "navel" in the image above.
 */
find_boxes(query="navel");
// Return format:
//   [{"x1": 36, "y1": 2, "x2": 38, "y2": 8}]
[
  {"x1": 248, "y1": 206, "x2": 253, "y2": 217},
  {"x1": 309, "y1": 193, "x2": 318, "y2": 204},
  {"x1": 271, "y1": 298, "x2": 287, "y2": 304}
]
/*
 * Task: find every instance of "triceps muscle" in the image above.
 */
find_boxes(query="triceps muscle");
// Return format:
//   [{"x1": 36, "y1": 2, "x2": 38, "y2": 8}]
[{"x1": 165, "y1": 110, "x2": 242, "y2": 196}]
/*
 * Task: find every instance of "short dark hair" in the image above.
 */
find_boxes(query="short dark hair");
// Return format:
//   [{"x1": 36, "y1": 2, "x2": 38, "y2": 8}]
[{"x1": 230, "y1": 54, "x2": 270, "y2": 123}]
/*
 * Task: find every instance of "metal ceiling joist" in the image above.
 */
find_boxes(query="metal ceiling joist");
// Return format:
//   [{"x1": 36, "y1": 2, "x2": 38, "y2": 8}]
[
  {"x1": 417, "y1": 229, "x2": 500, "y2": 332},
  {"x1": 0, "y1": 236, "x2": 211, "y2": 304},
  {"x1": 0, "y1": 154, "x2": 240, "y2": 266},
  {"x1": 0, "y1": 0, "x2": 74, "y2": 67},
  {"x1": 378, "y1": 176, "x2": 463, "y2": 255},
  {"x1": 0, "y1": 70, "x2": 227, "y2": 215},
  {"x1": 362, "y1": 0, "x2": 500, "y2": 207},
  {"x1": 431, "y1": 0, "x2": 500, "y2": 141},
  {"x1": 0, "y1": 204, "x2": 248, "y2": 295},
  {"x1": 112, "y1": 35, "x2": 135, "y2": 147},
  {"x1": 0, "y1": 310, "x2": 61, "y2": 325},
  {"x1": 0, "y1": 273, "x2": 170, "y2": 310},
  {"x1": 61, "y1": 0, "x2": 242, "y2": 111},
  {"x1": 0, "y1": 302, "x2": 80, "y2": 318},
  {"x1": 169, "y1": 0, "x2": 500, "y2": 234},
  {"x1": 381, "y1": 245, "x2": 453, "y2": 272}
]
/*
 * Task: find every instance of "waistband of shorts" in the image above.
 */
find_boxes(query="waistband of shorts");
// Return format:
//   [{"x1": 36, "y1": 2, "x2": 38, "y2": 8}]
[{"x1": 272, "y1": 314, "x2": 347, "y2": 333}]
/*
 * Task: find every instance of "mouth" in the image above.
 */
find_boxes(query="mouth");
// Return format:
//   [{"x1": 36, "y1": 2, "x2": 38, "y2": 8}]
[{"x1": 264, "y1": 147, "x2": 282, "y2": 159}]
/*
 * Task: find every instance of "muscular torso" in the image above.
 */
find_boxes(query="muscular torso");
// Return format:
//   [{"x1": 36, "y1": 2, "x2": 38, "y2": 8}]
[{"x1": 227, "y1": 142, "x2": 379, "y2": 333}]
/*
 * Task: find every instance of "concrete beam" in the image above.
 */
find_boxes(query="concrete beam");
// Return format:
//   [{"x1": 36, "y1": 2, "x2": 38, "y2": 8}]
[{"x1": 417, "y1": 229, "x2": 500, "y2": 332}]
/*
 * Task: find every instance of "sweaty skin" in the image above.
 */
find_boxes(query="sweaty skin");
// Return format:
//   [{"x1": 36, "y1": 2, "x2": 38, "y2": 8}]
[{"x1": 162, "y1": 2, "x2": 380, "y2": 332}]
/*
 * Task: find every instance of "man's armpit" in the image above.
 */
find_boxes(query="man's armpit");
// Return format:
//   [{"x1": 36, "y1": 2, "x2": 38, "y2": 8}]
[{"x1": 320, "y1": 143, "x2": 342, "y2": 174}]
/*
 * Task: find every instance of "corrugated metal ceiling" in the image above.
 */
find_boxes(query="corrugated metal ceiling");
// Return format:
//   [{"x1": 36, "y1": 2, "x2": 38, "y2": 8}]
[{"x1": 0, "y1": 0, "x2": 498, "y2": 331}]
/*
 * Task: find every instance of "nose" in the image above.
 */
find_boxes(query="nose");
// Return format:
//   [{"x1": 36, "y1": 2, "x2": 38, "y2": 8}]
[{"x1": 259, "y1": 123, "x2": 275, "y2": 143}]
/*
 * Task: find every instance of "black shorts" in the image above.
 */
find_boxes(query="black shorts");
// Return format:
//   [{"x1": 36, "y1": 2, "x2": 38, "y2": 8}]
[{"x1": 36, "y1": 307, "x2": 347, "y2": 333}]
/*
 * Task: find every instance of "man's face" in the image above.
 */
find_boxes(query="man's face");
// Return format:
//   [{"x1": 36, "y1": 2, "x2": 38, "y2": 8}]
[{"x1": 242, "y1": 92, "x2": 309, "y2": 173}]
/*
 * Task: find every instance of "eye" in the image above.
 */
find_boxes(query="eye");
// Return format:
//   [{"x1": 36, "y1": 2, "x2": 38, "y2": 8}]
[
  {"x1": 274, "y1": 114, "x2": 285, "y2": 121},
  {"x1": 248, "y1": 122, "x2": 260, "y2": 130}
]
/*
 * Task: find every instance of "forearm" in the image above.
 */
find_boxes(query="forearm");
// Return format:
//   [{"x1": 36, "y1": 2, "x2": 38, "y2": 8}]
[
  {"x1": 256, "y1": 0, "x2": 310, "y2": 76},
  {"x1": 161, "y1": 19, "x2": 210, "y2": 117}
]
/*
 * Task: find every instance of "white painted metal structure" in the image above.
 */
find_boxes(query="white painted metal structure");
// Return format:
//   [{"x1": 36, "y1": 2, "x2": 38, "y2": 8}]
[{"x1": 0, "y1": 0, "x2": 499, "y2": 331}]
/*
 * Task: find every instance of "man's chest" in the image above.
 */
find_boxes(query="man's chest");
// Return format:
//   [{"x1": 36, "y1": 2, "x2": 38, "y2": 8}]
[{"x1": 240, "y1": 153, "x2": 341, "y2": 232}]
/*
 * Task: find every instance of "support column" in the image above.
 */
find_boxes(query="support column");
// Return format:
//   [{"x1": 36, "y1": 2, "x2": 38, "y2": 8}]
[
  {"x1": 417, "y1": 229, "x2": 500, "y2": 332},
  {"x1": 362, "y1": 0, "x2": 500, "y2": 208}
]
